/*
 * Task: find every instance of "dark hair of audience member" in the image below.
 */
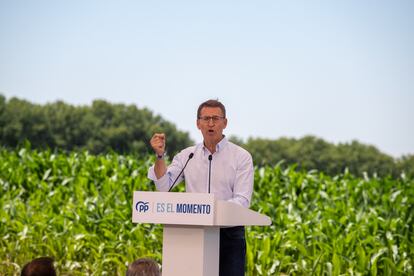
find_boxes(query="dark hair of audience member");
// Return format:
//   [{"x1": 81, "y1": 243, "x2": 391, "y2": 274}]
[
  {"x1": 21, "y1": 257, "x2": 56, "y2": 276},
  {"x1": 126, "y1": 258, "x2": 160, "y2": 276}
]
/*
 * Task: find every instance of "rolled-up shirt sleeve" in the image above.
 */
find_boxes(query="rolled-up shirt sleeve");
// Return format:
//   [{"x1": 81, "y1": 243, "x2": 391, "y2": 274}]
[
  {"x1": 147, "y1": 153, "x2": 186, "y2": 192},
  {"x1": 147, "y1": 166, "x2": 170, "y2": 191},
  {"x1": 227, "y1": 152, "x2": 254, "y2": 208}
]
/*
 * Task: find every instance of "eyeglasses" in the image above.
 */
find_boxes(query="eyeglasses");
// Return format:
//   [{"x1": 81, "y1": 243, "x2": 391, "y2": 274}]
[{"x1": 198, "y1": 116, "x2": 225, "y2": 123}]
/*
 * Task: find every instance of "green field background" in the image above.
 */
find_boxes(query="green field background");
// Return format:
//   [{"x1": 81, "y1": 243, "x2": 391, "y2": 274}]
[{"x1": 1, "y1": 148, "x2": 413, "y2": 275}]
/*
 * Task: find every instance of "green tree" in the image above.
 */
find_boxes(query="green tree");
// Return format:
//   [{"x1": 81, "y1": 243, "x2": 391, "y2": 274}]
[
  {"x1": 0, "y1": 97, "x2": 52, "y2": 148},
  {"x1": 243, "y1": 136, "x2": 400, "y2": 177},
  {"x1": 0, "y1": 95, "x2": 192, "y2": 155},
  {"x1": 396, "y1": 154, "x2": 414, "y2": 178}
]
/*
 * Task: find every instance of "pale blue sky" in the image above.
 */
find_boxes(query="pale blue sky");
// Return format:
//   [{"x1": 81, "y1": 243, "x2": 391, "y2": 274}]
[{"x1": 1, "y1": 1, "x2": 413, "y2": 157}]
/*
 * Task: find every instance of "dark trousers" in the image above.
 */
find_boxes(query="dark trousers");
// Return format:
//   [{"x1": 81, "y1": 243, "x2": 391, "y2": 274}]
[{"x1": 219, "y1": 226, "x2": 246, "y2": 276}]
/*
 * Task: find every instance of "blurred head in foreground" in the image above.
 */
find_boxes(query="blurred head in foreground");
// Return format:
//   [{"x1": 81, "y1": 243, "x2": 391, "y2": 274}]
[
  {"x1": 21, "y1": 257, "x2": 56, "y2": 276},
  {"x1": 126, "y1": 258, "x2": 160, "y2": 276}
]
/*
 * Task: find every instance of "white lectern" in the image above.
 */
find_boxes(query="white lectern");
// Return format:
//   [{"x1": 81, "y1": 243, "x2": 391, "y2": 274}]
[{"x1": 132, "y1": 192, "x2": 271, "y2": 276}]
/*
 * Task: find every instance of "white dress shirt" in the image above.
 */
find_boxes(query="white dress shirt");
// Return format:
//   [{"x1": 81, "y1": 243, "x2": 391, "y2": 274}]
[{"x1": 148, "y1": 137, "x2": 254, "y2": 208}]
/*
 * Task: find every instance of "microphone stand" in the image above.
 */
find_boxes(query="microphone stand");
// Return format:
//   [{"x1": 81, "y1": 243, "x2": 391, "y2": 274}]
[
  {"x1": 168, "y1": 153, "x2": 194, "y2": 192},
  {"x1": 208, "y1": 154, "x2": 212, "y2": 193}
]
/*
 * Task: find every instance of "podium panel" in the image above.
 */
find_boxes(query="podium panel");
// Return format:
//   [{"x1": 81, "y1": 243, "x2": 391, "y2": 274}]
[
  {"x1": 132, "y1": 191, "x2": 271, "y2": 276},
  {"x1": 162, "y1": 225, "x2": 219, "y2": 276}
]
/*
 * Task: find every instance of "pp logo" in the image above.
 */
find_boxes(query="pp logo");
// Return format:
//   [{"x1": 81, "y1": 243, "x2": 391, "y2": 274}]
[{"x1": 135, "y1": 201, "x2": 149, "y2": 213}]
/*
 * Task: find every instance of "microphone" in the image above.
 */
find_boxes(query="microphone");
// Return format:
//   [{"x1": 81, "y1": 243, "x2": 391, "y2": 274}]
[
  {"x1": 208, "y1": 154, "x2": 212, "y2": 193},
  {"x1": 168, "y1": 153, "x2": 194, "y2": 192}
]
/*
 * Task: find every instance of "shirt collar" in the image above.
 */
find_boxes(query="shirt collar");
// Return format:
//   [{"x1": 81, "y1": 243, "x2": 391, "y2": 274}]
[{"x1": 200, "y1": 136, "x2": 228, "y2": 155}]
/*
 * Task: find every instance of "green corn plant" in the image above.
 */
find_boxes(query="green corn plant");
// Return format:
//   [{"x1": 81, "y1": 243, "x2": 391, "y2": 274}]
[{"x1": 1, "y1": 147, "x2": 413, "y2": 275}]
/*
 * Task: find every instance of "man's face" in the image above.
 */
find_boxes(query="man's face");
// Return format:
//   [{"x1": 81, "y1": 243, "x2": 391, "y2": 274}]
[{"x1": 197, "y1": 107, "x2": 227, "y2": 144}]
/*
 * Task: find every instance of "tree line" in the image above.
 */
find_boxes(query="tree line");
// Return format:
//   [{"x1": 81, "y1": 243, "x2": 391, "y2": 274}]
[
  {"x1": 0, "y1": 94, "x2": 192, "y2": 155},
  {"x1": 1, "y1": 94, "x2": 413, "y2": 177},
  {"x1": 232, "y1": 135, "x2": 414, "y2": 178}
]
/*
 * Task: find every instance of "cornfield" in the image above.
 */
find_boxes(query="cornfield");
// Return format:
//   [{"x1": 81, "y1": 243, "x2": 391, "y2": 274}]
[{"x1": 0, "y1": 148, "x2": 413, "y2": 275}]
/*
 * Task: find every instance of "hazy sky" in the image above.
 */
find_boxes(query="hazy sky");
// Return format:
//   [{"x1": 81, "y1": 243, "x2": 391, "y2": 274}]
[{"x1": 1, "y1": 1, "x2": 413, "y2": 157}]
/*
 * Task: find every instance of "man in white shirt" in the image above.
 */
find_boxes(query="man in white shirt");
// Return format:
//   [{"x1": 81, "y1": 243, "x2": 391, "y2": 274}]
[{"x1": 148, "y1": 99, "x2": 254, "y2": 276}]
